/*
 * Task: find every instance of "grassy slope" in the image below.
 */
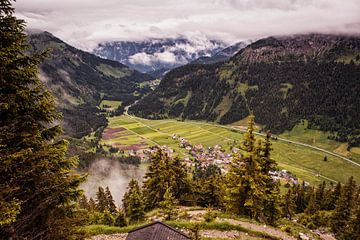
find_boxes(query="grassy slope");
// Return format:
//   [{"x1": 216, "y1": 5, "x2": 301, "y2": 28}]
[{"x1": 101, "y1": 115, "x2": 360, "y2": 185}]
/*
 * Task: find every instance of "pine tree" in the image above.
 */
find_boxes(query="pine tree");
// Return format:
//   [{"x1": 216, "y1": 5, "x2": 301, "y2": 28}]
[
  {"x1": 294, "y1": 181, "x2": 308, "y2": 213},
  {"x1": 160, "y1": 185, "x2": 178, "y2": 220},
  {"x1": 225, "y1": 115, "x2": 265, "y2": 220},
  {"x1": 0, "y1": 1, "x2": 84, "y2": 238},
  {"x1": 142, "y1": 148, "x2": 189, "y2": 210},
  {"x1": 325, "y1": 182, "x2": 341, "y2": 210},
  {"x1": 331, "y1": 176, "x2": 356, "y2": 236},
  {"x1": 281, "y1": 188, "x2": 296, "y2": 220},
  {"x1": 259, "y1": 132, "x2": 281, "y2": 225},
  {"x1": 142, "y1": 149, "x2": 168, "y2": 209},
  {"x1": 114, "y1": 209, "x2": 127, "y2": 227},
  {"x1": 105, "y1": 186, "x2": 117, "y2": 215},
  {"x1": 122, "y1": 179, "x2": 145, "y2": 223},
  {"x1": 305, "y1": 189, "x2": 318, "y2": 215},
  {"x1": 96, "y1": 186, "x2": 108, "y2": 213},
  {"x1": 79, "y1": 195, "x2": 90, "y2": 210},
  {"x1": 315, "y1": 181, "x2": 326, "y2": 210},
  {"x1": 88, "y1": 198, "x2": 97, "y2": 211}
]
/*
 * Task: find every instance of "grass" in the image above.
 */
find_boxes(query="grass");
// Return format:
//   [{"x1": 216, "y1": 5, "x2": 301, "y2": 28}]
[
  {"x1": 101, "y1": 115, "x2": 360, "y2": 185},
  {"x1": 82, "y1": 223, "x2": 145, "y2": 235},
  {"x1": 96, "y1": 64, "x2": 132, "y2": 78},
  {"x1": 99, "y1": 100, "x2": 122, "y2": 111},
  {"x1": 166, "y1": 221, "x2": 279, "y2": 240}
]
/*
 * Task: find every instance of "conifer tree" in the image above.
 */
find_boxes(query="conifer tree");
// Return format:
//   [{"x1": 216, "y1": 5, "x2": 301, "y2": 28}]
[
  {"x1": 160, "y1": 185, "x2": 178, "y2": 220},
  {"x1": 88, "y1": 198, "x2": 97, "y2": 211},
  {"x1": 281, "y1": 188, "x2": 296, "y2": 220},
  {"x1": 225, "y1": 115, "x2": 265, "y2": 220},
  {"x1": 105, "y1": 186, "x2": 117, "y2": 215},
  {"x1": 331, "y1": 176, "x2": 356, "y2": 236},
  {"x1": 142, "y1": 148, "x2": 189, "y2": 210},
  {"x1": 325, "y1": 182, "x2": 341, "y2": 210},
  {"x1": 305, "y1": 189, "x2": 318, "y2": 215},
  {"x1": 114, "y1": 209, "x2": 127, "y2": 227},
  {"x1": 294, "y1": 181, "x2": 308, "y2": 213},
  {"x1": 122, "y1": 179, "x2": 145, "y2": 223},
  {"x1": 259, "y1": 132, "x2": 281, "y2": 225},
  {"x1": 96, "y1": 186, "x2": 108, "y2": 213},
  {"x1": 315, "y1": 181, "x2": 326, "y2": 210},
  {"x1": 79, "y1": 195, "x2": 90, "y2": 210},
  {"x1": 0, "y1": 1, "x2": 84, "y2": 238}
]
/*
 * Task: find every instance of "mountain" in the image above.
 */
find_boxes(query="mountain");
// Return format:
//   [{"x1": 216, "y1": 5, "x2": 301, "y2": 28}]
[
  {"x1": 93, "y1": 37, "x2": 226, "y2": 75},
  {"x1": 27, "y1": 31, "x2": 153, "y2": 138},
  {"x1": 129, "y1": 34, "x2": 360, "y2": 147},
  {"x1": 191, "y1": 41, "x2": 249, "y2": 64}
]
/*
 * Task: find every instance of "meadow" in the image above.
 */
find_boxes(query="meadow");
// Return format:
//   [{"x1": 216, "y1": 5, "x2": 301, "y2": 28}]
[{"x1": 100, "y1": 115, "x2": 360, "y2": 185}]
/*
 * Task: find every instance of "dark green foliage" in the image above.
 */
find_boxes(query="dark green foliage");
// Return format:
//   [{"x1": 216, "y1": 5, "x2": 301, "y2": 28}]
[
  {"x1": 331, "y1": 176, "x2": 357, "y2": 238},
  {"x1": 122, "y1": 179, "x2": 145, "y2": 223},
  {"x1": 281, "y1": 189, "x2": 296, "y2": 220},
  {"x1": 142, "y1": 149, "x2": 190, "y2": 210},
  {"x1": 96, "y1": 187, "x2": 108, "y2": 213},
  {"x1": 131, "y1": 34, "x2": 360, "y2": 146},
  {"x1": 105, "y1": 186, "x2": 118, "y2": 215},
  {"x1": 0, "y1": 1, "x2": 85, "y2": 238},
  {"x1": 225, "y1": 116, "x2": 280, "y2": 225},
  {"x1": 114, "y1": 209, "x2": 127, "y2": 227},
  {"x1": 159, "y1": 185, "x2": 178, "y2": 220},
  {"x1": 26, "y1": 31, "x2": 152, "y2": 138}
]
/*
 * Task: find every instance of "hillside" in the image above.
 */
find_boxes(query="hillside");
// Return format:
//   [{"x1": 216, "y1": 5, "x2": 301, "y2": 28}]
[
  {"x1": 27, "y1": 31, "x2": 153, "y2": 138},
  {"x1": 129, "y1": 34, "x2": 360, "y2": 147}
]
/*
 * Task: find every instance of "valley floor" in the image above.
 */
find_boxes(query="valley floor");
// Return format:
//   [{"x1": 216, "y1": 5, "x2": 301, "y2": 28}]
[{"x1": 99, "y1": 114, "x2": 360, "y2": 185}]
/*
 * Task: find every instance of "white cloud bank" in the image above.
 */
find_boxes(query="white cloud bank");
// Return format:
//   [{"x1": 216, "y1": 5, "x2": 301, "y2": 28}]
[{"x1": 14, "y1": 0, "x2": 360, "y2": 50}]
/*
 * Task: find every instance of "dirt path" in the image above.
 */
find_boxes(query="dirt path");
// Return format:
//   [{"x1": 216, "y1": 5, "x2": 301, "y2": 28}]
[
  {"x1": 201, "y1": 229, "x2": 261, "y2": 239},
  {"x1": 217, "y1": 218, "x2": 297, "y2": 240}
]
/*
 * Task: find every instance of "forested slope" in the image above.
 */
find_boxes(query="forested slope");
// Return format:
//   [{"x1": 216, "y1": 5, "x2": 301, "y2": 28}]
[
  {"x1": 28, "y1": 31, "x2": 152, "y2": 138},
  {"x1": 130, "y1": 34, "x2": 360, "y2": 146}
]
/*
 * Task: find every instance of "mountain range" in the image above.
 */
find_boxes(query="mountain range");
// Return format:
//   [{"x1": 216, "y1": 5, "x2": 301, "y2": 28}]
[
  {"x1": 129, "y1": 34, "x2": 360, "y2": 147},
  {"x1": 27, "y1": 31, "x2": 152, "y2": 138},
  {"x1": 93, "y1": 37, "x2": 243, "y2": 77}
]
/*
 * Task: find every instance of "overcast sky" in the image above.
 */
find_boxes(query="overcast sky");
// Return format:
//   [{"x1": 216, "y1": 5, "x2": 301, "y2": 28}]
[{"x1": 14, "y1": 0, "x2": 360, "y2": 50}]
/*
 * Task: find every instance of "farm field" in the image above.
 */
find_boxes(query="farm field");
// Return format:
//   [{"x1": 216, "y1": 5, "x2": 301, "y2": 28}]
[{"x1": 101, "y1": 115, "x2": 360, "y2": 185}]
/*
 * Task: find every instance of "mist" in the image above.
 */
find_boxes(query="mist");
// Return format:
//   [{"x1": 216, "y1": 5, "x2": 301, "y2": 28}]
[{"x1": 81, "y1": 158, "x2": 147, "y2": 206}]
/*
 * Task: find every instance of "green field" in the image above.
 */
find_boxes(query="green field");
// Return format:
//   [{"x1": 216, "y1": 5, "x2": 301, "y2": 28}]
[
  {"x1": 99, "y1": 100, "x2": 122, "y2": 111},
  {"x1": 101, "y1": 115, "x2": 360, "y2": 185}
]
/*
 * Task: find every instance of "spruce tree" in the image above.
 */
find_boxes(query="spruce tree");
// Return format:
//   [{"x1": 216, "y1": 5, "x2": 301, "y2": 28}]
[
  {"x1": 331, "y1": 176, "x2": 356, "y2": 236},
  {"x1": 225, "y1": 115, "x2": 265, "y2": 220},
  {"x1": 0, "y1": 1, "x2": 84, "y2": 238},
  {"x1": 259, "y1": 132, "x2": 280, "y2": 225},
  {"x1": 142, "y1": 148, "x2": 189, "y2": 210},
  {"x1": 114, "y1": 209, "x2": 127, "y2": 227},
  {"x1": 79, "y1": 195, "x2": 90, "y2": 210},
  {"x1": 305, "y1": 189, "x2": 318, "y2": 215},
  {"x1": 160, "y1": 185, "x2": 178, "y2": 220},
  {"x1": 281, "y1": 188, "x2": 296, "y2": 220},
  {"x1": 105, "y1": 186, "x2": 117, "y2": 215},
  {"x1": 122, "y1": 179, "x2": 145, "y2": 223},
  {"x1": 96, "y1": 186, "x2": 108, "y2": 213}
]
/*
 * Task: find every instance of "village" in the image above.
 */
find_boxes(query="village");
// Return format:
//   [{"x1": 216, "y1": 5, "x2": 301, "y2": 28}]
[{"x1": 124, "y1": 133, "x2": 300, "y2": 186}]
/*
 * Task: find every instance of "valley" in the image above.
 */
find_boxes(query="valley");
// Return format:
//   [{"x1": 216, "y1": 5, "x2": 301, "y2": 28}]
[{"x1": 99, "y1": 114, "x2": 360, "y2": 185}]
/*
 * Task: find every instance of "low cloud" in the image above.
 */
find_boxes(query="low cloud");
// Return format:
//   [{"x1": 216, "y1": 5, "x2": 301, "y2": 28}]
[
  {"x1": 14, "y1": 0, "x2": 360, "y2": 51},
  {"x1": 81, "y1": 158, "x2": 146, "y2": 206}
]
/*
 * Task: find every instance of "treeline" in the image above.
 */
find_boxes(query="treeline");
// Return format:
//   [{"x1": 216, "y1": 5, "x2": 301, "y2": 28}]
[
  {"x1": 78, "y1": 116, "x2": 360, "y2": 239},
  {"x1": 130, "y1": 37, "x2": 360, "y2": 147}
]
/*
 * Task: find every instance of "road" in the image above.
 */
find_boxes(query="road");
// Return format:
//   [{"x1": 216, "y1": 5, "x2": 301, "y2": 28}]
[{"x1": 123, "y1": 104, "x2": 360, "y2": 169}]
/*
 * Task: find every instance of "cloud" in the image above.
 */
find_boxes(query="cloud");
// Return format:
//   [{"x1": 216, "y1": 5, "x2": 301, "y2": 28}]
[
  {"x1": 81, "y1": 158, "x2": 146, "y2": 205},
  {"x1": 14, "y1": 0, "x2": 360, "y2": 50}
]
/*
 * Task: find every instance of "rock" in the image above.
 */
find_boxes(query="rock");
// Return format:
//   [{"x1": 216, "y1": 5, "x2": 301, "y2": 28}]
[{"x1": 299, "y1": 232, "x2": 310, "y2": 240}]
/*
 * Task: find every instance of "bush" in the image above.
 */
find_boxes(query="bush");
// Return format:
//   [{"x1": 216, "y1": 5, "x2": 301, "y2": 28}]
[{"x1": 203, "y1": 209, "x2": 218, "y2": 222}]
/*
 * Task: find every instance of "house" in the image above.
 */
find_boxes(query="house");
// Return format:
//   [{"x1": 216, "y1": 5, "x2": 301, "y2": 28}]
[{"x1": 126, "y1": 221, "x2": 190, "y2": 240}]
